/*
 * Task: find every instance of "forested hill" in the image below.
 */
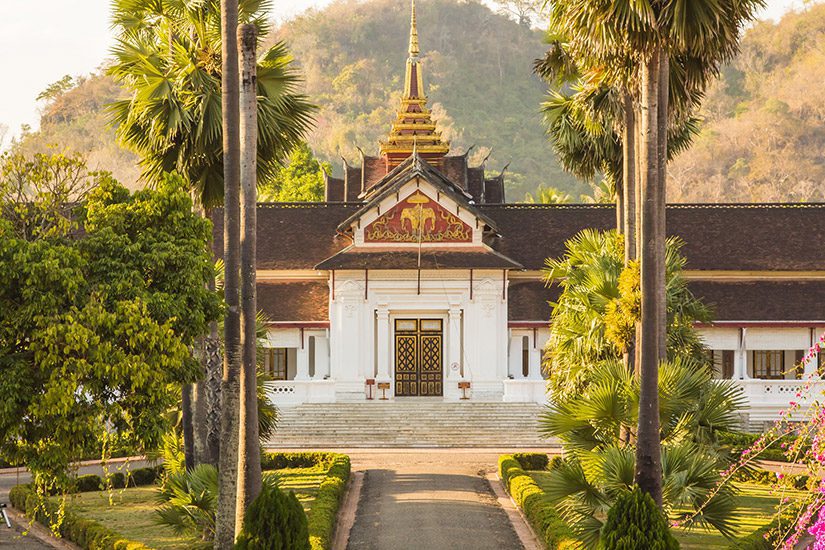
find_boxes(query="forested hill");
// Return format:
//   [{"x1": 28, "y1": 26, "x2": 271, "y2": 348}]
[
  {"x1": 269, "y1": 0, "x2": 582, "y2": 198},
  {"x1": 668, "y1": 3, "x2": 825, "y2": 202},
  {"x1": 9, "y1": 1, "x2": 825, "y2": 202}
]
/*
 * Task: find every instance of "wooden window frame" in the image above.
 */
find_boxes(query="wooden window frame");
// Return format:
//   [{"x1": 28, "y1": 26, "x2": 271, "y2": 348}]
[
  {"x1": 752, "y1": 350, "x2": 784, "y2": 380},
  {"x1": 267, "y1": 348, "x2": 288, "y2": 381}
]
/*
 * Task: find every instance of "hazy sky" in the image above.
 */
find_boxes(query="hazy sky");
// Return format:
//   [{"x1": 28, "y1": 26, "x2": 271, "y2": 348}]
[{"x1": 0, "y1": 0, "x2": 812, "y2": 146}]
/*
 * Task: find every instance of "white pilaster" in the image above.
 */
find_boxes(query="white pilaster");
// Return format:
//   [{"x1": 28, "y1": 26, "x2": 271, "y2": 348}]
[
  {"x1": 313, "y1": 335, "x2": 330, "y2": 380},
  {"x1": 735, "y1": 328, "x2": 749, "y2": 380},
  {"x1": 447, "y1": 307, "x2": 462, "y2": 379},
  {"x1": 528, "y1": 333, "x2": 542, "y2": 380},
  {"x1": 376, "y1": 306, "x2": 391, "y2": 381}
]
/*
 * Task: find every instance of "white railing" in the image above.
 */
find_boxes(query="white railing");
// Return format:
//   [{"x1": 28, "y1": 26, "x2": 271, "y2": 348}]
[
  {"x1": 735, "y1": 378, "x2": 825, "y2": 422},
  {"x1": 265, "y1": 380, "x2": 336, "y2": 406}
]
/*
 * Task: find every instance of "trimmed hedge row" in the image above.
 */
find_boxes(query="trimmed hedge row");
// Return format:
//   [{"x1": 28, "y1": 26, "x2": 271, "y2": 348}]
[
  {"x1": 72, "y1": 466, "x2": 162, "y2": 493},
  {"x1": 10, "y1": 484, "x2": 150, "y2": 550},
  {"x1": 261, "y1": 451, "x2": 340, "y2": 471},
  {"x1": 499, "y1": 455, "x2": 579, "y2": 549},
  {"x1": 718, "y1": 431, "x2": 809, "y2": 463},
  {"x1": 263, "y1": 452, "x2": 352, "y2": 550}
]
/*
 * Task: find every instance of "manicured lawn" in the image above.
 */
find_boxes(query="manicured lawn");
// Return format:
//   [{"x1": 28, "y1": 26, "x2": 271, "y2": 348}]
[
  {"x1": 61, "y1": 466, "x2": 329, "y2": 549},
  {"x1": 527, "y1": 471, "x2": 792, "y2": 549},
  {"x1": 62, "y1": 486, "x2": 194, "y2": 550}
]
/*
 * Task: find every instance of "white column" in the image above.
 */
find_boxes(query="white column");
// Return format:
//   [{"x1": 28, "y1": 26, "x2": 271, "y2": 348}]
[
  {"x1": 528, "y1": 332, "x2": 542, "y2": 380},
  {"x1": 295, "y1": 339, "x2": 310, "y2": 381},
  {"x1": 508, "y1": 336, "x2": 521, "y2": 378},
  {"x1": 447, "y1": 307, "x2": 462, "y2": 379},
  {"x1": 376, "y1": 307, "x2": 391, "y2": 381},
  {"x1": 804, "y1": 329, "x2": 818, "y2": 377},
  {"x1": 313, "y1": 336, "x2": 330, "y2": 380},
  {"x1": 735, "y1": 328, "x2": 749, "y2": 380}
]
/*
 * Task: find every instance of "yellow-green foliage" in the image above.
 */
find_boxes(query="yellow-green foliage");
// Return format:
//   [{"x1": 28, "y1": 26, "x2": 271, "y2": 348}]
[
  {"x1": 9, "y1": 484, "x2": 151, "y2": 550},
  {"x1": 262, "y1": 452, "x2": 351, "y2": 550},
  {"x1": 604, "y1": 261, "x2": 640, "y2": 352},
  {"x1": 498, "y1": 455, "x2": 580, "y2": 550}
]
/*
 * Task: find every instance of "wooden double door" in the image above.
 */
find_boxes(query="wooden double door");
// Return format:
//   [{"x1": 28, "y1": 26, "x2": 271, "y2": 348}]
[{"x1": 394, "y1": 318, "x2": 443, "y2": 397}]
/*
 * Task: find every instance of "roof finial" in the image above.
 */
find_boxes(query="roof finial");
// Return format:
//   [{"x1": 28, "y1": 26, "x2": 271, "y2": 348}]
[{"x1": 409, "y1": 0, "x2": 419, "y2": 58}]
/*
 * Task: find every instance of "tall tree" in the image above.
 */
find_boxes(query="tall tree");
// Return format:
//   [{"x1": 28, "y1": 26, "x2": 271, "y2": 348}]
[
  {"x1": 109, "y1": 0, "x2": 315, "y2": 469},
  {"x1": 0, "y1": 152, "x2": 220, "y2": 496},
  {"x1": 237, "y1": 22, "x2": 263, "y2": 519},
  {"x1": 215, "y1": 0, "x2": 242, "y2": 545},
  {"x1": 543, "y1": 0, "x2": 764, "y2": 504}
]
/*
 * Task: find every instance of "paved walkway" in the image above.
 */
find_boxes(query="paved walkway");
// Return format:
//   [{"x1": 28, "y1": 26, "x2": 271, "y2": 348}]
[{"x1": 288, "y1": 449, "x2": 556, "y2": 550}]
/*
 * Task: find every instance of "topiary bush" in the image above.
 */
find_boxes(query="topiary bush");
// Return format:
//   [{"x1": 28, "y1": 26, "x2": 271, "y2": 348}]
[
  {"x1": 235, "y1": 482, "x2": 310, "y2": 550},
  {"x1": 513, "y1": 452, "x2": 550, "y2": 471},
  {"x1": 75, "y1": 474, "x2": 103, "y2": 492},
  {"x1": 601, "y1": 486, "x2": 679, "y2": 550}
]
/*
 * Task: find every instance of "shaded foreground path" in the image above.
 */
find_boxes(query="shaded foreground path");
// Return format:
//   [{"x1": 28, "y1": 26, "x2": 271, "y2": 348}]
[{"x1": 301, "y1": 449, "x2": 555, "y2": 550}]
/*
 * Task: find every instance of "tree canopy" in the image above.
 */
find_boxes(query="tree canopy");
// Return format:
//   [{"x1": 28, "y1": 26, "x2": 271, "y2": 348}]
[{"x1": 0, "y1": 152, "x2": 221, "y2": 488}]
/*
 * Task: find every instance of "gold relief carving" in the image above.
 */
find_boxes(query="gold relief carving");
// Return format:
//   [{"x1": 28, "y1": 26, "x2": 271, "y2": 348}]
[{"x1": 364, "y1": 191, "x2": 472, "y2": 243}]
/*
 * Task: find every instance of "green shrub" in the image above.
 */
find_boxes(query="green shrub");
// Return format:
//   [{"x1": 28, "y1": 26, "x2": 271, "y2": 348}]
[
  {"x1": 731, "y1": 467, "x2": 810, "y2": 490},
  {"x1": 498, "y1": 455, "x2": 578, "y2": 549},
  {"x1": 75, "y1": 474, "x2": 103, "y2": 492},
  {"x1": 261, "y1": 452, "x2": 336, "y2": 471},
  {"x1": 514, "y1": 452, "x2": 550, "y2": 471},
  {"x1": 129, "y1": 465, "x2": 161, "y2": 486},
  {"x1": 308, "y1": 455, "x2": 350, "y2": 550},
  {"x1": 235, "y1": 482, "x2": 310, "y2": 550},
  {"x1": 601, "y1": 487, "x2": 679, "y2": 550},
  {"x1": 107, "y1": 472, "x2": 126, "y2": 489}
]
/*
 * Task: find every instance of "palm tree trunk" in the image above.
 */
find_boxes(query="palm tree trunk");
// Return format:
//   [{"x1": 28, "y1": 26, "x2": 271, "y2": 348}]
[
  {"x1": 236, "y1": 23, "x2": 263, "y2": 531},
  {"x1": 215, "y1": 0, "x2": 242, "y2": 547},
  {"x1": 634, "y1": 46, "x2": 664, "y2": 506},
  {"x1": 204, "y1": 318, "x2": 222, "y2": 467},
  {"x1": 657, "y1": 52, "x2": 670, "y2": 358},
  {"x1": 622, "y1": 92, "x2": 637, "y2": 266},
  {"x1": 181, "y1": 383, "x2": 195, "y2": 469},
  {"x1": 622, "y1": 91, "x2": 637, "y2": 376}
]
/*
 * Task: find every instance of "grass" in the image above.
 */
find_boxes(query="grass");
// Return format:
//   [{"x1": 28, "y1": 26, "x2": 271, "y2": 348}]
[
  {"x1": 59, "y1": 466, "x2": 330, "y2": 549},
  {"x1": 61, "y1": 486, "x2": 194, "y2": 550},
  {"x1": 527, "y1": 471, "x2": 794, "y2": 549}
]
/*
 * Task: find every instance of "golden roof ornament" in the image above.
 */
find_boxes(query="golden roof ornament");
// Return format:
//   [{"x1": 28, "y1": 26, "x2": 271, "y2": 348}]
[
  {"x1": 409, "y1": 0, "x2": 419, "y2": 58},
  {"x1": 378, "y1": 0, "x2": 449, "y2": 167}
]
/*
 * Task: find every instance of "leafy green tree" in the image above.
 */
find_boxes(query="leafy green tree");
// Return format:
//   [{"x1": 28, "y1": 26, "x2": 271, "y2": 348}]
[
  {"x1": 542, "y1": 229, "x2": 709, "y2": 395},
  {"x1": 258, "y1": 142, "x2": 330, "y2": 202},
  {"x1": 545, "y1": 0, "x2": 764, "y2": 502},
  {"x1": 539, "y1": 229, "x2": 744, "y2": 545},
  {"x1": 0, "y1": 152, "x2": 221, "y2": 493}
]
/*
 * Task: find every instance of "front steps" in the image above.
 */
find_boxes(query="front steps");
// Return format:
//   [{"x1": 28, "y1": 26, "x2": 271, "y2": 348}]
[{"x1": 266, "y1": 401, "x2": 556, "y2": 448}]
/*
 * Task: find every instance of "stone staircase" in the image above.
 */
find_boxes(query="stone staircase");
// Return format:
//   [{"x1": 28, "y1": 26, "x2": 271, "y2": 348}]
[{"x1": 266, "y1": 401, "x2": 556, "y2": 448}]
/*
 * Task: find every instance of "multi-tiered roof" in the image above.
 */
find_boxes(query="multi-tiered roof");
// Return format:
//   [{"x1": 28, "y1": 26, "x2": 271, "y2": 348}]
[{"x1": 323, "y1": 0, "x2": 506, "y2": 204}]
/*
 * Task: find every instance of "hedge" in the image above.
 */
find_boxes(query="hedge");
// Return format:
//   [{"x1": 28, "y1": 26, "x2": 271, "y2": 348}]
[
  {"x1": 513, "y1": 453, "x2": 550, "y2": 471},
  {"x1": 498, "y1": 455, "x2": 579, "y2": 549},
  {"x1": 718, "y1": 431, "x2": 810, "y2": 463},
  {"x1": 731, "y1": 467, "x2": 810, "y2": 490},
  {"x1": 262, "y1": 452, "x2": 352, "y2": 550},
  {"x1": 9, "y1": 484, "x2": 150, "y2": 550}
]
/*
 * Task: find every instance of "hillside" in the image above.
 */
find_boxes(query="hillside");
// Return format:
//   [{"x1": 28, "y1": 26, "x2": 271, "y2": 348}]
[
  {"x1": 9, "y1": 1, "x2": 825, "y2": 202},
  {"x1": 269, "y1": 0, "x2": 583, "y2": 198},
  {"x1": 668, "y1": 3, "x2": 825, "y2": 202}
]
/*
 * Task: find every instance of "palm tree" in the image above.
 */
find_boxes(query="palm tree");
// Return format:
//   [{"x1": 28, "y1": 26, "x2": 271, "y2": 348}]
[
  {"x1": 216, "y1": 0, "x2": 241, "y2": 545},
  {"x1": 108, "y1": 0, "x2": 314, "y2": 474},
  {"x1": 237, "y1": 22, "x2": 262, "y2": 518},
  {"x1": 544, "y1": 0, "x2": 764, "y2": 503},
  {"x1": 540, "y1": 358, "x2": 745, "y2": 547}
]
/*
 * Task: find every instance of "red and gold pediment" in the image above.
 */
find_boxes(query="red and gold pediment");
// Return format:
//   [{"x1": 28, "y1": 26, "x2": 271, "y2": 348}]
[{"x1": 364, "y1": 191, "x2": 472, "y2": 243}]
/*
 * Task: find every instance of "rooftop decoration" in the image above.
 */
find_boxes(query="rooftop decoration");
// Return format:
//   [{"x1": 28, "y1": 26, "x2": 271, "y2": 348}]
[{"x1": 379, "y1": 0, "x2": 450, "y2": 167}]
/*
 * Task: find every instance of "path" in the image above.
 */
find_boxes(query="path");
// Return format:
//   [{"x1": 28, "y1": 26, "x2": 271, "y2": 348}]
[{"x1": 276, "y1": 448, "x2": 555, "y2": 550}]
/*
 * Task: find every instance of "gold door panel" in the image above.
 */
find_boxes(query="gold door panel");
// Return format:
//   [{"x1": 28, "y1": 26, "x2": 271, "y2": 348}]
[{"x1": 394, "y1": 319, "x2": 443, "y2": 397}]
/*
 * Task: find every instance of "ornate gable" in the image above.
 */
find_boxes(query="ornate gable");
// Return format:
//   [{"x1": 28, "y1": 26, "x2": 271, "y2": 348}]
[{"x1": 363, "y1": 190, "x2": 472, "y2": 243}]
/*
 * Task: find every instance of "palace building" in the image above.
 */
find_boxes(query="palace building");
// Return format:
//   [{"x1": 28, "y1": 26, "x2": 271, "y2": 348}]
[{"x1": 215, "y1": 1, "x2": 825, "y2": 428}]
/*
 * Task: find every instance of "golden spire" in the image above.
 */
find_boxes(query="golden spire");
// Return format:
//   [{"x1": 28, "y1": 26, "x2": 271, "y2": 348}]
[
  {"x1": 379, "y1": 0, "x2": 449, "y2": 167},
  {"x1": 409, "y1": 0, "x2": 419, "y2": 58}
]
